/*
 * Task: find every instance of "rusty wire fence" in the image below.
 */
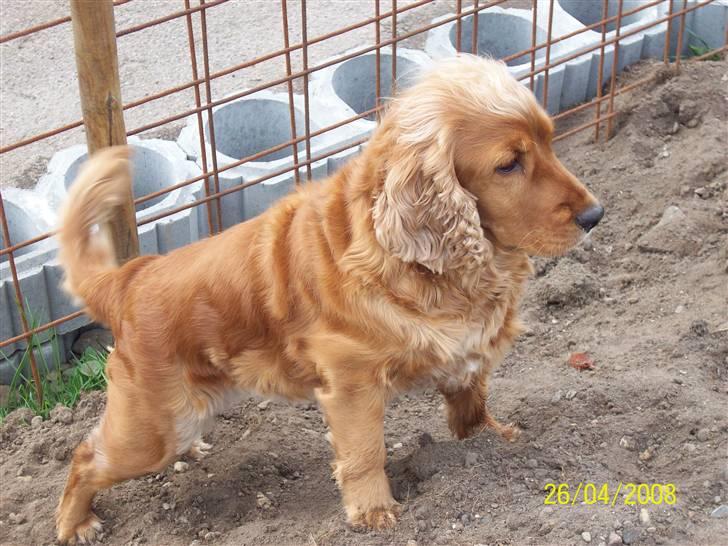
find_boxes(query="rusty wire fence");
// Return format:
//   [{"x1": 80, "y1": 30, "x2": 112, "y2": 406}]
[{"x1": 1, "y1": 0, "x2": 726, "y2": 403}]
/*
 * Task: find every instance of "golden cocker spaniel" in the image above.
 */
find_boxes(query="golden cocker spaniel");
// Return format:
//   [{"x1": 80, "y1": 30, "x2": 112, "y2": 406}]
[{"x1": 56, "y1": 55, "x2": 603, "y2": 543}]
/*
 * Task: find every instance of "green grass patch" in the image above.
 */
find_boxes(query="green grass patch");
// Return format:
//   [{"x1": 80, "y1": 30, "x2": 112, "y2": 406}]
[
  {"x1": 0, "y1": 324, "x2": 108, "y2": 422},
  {"x1": 686, "y1": 30, "x2": 723, "y2": 61}
]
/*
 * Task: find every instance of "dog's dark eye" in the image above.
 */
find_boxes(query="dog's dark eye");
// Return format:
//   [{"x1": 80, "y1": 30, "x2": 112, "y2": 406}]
[{"x1": 496, "y1": 160, "x2": 520, "y2": 174}]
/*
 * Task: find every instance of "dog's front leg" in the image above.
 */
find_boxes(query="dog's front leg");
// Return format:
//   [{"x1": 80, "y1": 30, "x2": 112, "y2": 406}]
[
  {"x1": 438, "y1": 373, "x2": 520, "y2": 442},
  {"x1": 316, "y1": 383, "x2": 400, "y2": 530}
]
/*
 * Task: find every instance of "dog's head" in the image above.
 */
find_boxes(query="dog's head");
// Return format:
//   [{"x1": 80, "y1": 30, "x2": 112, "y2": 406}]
[{"x1": 372, "y1": 55, "x2": 603, "y2": 275}]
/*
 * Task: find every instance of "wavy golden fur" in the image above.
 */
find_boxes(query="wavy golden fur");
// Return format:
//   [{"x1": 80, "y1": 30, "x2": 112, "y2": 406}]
[{"x1": 55, "y1": 55, "x2": 601, "y2": 543}]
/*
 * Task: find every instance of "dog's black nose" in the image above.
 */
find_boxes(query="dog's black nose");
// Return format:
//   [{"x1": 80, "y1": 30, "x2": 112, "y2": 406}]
[{"x1": 575, "y1": 204, "x2": 604, "y2": 232}]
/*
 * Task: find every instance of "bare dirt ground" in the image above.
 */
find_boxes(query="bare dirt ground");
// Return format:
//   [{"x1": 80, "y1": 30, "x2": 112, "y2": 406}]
[{"x1": 1, "y1": 59, "x2": 727, "y2": 546}]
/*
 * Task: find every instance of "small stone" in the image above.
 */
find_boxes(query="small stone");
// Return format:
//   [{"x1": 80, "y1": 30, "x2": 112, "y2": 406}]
[
  {"x1": 551, "y1": 390, "x2": 563, "y2": 404},
  {"x1": 696, "y1": 428, "x2": 710, "y2": 442},
  {"x1": 392, "y1": 442, "x2": 403, "y2": 450},
  {"x1": 407, "y1": 540, "x2": 418, "y2": 546},
  {"x1": 639, "y1": 448, "x2": 653, "y2": 461},
  {"x1": 257, "y1": 399, "x2": 271, "y2": 410},
  {"x1": 256, "y1": 492, "x2": 273, "y2": 509},
  {"x1": 710, "y1": 505, "x2": 728, "y2": 518},
  {"x1": 50, "y1": 404, "x2": 73, "y2": 425},
  {"x1": 686, "y1": 117, "x2": 699, "y2": 128},
  {"x1": 242, "y1": 428, "x2": 251, "y2": 439},
  {"x1": 715, "y1": 496, "x2": 722, "y2": 504},
  {"x1": 608, "y1": 531, "x2": 622, "y2": 545},
  {"x1": 464, "y1": 452, "x2": 479, "y2": 467},
  {"x1": 694, "y1": 187, "x2": 709, "y2": 198},
  {"x1": 565, "y1": 389, "x2": 577, "y2": 400},
  {"x1": 684, "y1": 442, "x2": 697, "y2": 453},
  {"x1": 619, "y1": 436, "x2": 636, "y2": 451},
  {"x1": 639, "y1": 508, "x2": 650, "y2": 525},
  {"x1": 674, "y1": 305, "x2": 685, "y2": 314},
  {"x1": 451, "y1": 522, "x2": 464, "y2": 531},
  {"x1": 582, "y1": 531, "x2": 592, "y2": 542},
  {"x1": 30, "y1": 415, "x2": 43, "y2": 428},
  {"x1": 9, "y1": 512, "x2": 26, "y2": 525},
  {"x1": 163, "y1": 502, "x2": 171, "y2": 510},
  {"x1": 622, "y1": 526, "x2": 641, "y2": 544},
  {"x1": 690, "y1": 320, "x2": 709, "y2": 337},
  {"x1": 174, "y1": 461, "x2": 189, "y2": 473},
  {"x1": 527, "y1": 458, "x2": 538, "y2": 468}
]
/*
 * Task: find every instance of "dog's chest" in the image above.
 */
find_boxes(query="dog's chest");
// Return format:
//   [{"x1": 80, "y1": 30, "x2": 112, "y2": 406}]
[{"x1": 432, "y1": 323, "x2": 490, "y2": 388}]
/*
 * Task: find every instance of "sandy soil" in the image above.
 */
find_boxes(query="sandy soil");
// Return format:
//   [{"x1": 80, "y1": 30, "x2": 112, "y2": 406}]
[{"x1": 1, "y1": 58, "x2": 727, "y2": 546}]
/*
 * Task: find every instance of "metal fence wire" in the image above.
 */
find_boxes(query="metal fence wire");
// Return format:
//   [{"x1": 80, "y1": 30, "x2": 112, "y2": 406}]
[{"x1": 1, "y1": 0, "x2": 726, "y2": 403}]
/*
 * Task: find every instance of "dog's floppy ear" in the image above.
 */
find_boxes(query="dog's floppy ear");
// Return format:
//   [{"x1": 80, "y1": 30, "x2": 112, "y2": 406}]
[{"x1": 372, "y1": 129, "x2": 492, "y2": 279}]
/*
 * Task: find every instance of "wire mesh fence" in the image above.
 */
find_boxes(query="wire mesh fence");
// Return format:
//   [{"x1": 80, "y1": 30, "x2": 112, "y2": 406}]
[{"x1": 1, "y1": 0, "x2": 726, "y2": 403}]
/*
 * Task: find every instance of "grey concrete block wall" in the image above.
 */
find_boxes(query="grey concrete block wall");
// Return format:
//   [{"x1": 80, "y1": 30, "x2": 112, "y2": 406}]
[
  {"x1": 1, "y1": 188, "x2": 58, "y2": 370},
  {"x1": 424, "y1": 8, "x2": 571, "y2": 114},
  {"x1": 540, "y1": 0, "x2": 666, "y2": 105},
  {"x1": 1, "y1": 138, "x2": 203, "y2": 383},
  {"x1": 38, "y1": 137, "x2": 203, "y2": 255},
  {"x1": 666, "y1": 0, "x2": 728, "y2": 57},
  {"x1": 178, "y1": 89, "x2": 359, "y2": 230},
  {"x1": 311, "y1": 47, "x2": 433, "y2": 136}
]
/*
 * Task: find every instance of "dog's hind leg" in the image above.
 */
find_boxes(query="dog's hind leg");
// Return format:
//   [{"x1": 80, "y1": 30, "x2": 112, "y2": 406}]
[
  {"x1": 56, "y1": 353, "x2": 177, "y2": 544},
  {"x1": 439, "y1": 372, "x2": 520, "y2": 442}
]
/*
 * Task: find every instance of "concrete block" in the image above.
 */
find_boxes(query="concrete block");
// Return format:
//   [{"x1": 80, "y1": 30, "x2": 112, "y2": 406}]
[
  {"x1": 1, "y1": 188, "x2": 57, "y2": 361},
  {"x1": 178, "y1": 89, "x2": 360, "y2": 229},
  {"x1": 680, "y1": 0, "x2": 728, "y2": 55},
  {"x1": 540, "y1": 1, "x2": 665, "y2": 104},
  {"x1": 38, "y1": 137, "x2": 203, "y2": 255},
  {"x1": 424, "y1": 8, "x2": 570, "y2": 114},
  {"x1": 311, "y1": 47, "x2": 432, "y2": 136},
  {"x1": 178, "y1": 89, "x2": 361, "y2": 178},
  {"x1": 1, "y1": 139, "x2": 202, "y2": 382},
  {"x1": 326, "y1": 145, "x2": 363, "y2": 176}
]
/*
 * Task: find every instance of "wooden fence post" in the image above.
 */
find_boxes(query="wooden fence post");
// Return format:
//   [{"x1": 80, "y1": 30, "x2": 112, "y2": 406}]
[{"x1": 70, "y1": 0, "x2": 139, "y2": 263}]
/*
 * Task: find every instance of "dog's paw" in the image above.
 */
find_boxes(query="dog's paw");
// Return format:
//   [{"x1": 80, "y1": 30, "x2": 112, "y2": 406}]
[
  {"x1": 349, "y1": 502, "x2": 401, "y2": 531},
  {"x1": 57, "y1": 512, "x2": 103, "y2": 545},
  {"x1": 188, "y1": 439, "x2": 213, "y2": 461},
  {"x1": 484, "y1": 416, "x2": 521, "y2": 442},
  {"x1": 498, "y1": 422, "x2": 521, "y2": 442}
]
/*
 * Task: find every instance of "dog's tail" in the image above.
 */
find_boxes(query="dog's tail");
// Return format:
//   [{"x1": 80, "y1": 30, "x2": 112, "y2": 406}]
[{"x1": 58, "y1": 146, "x2": 133, "y2": 325}]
